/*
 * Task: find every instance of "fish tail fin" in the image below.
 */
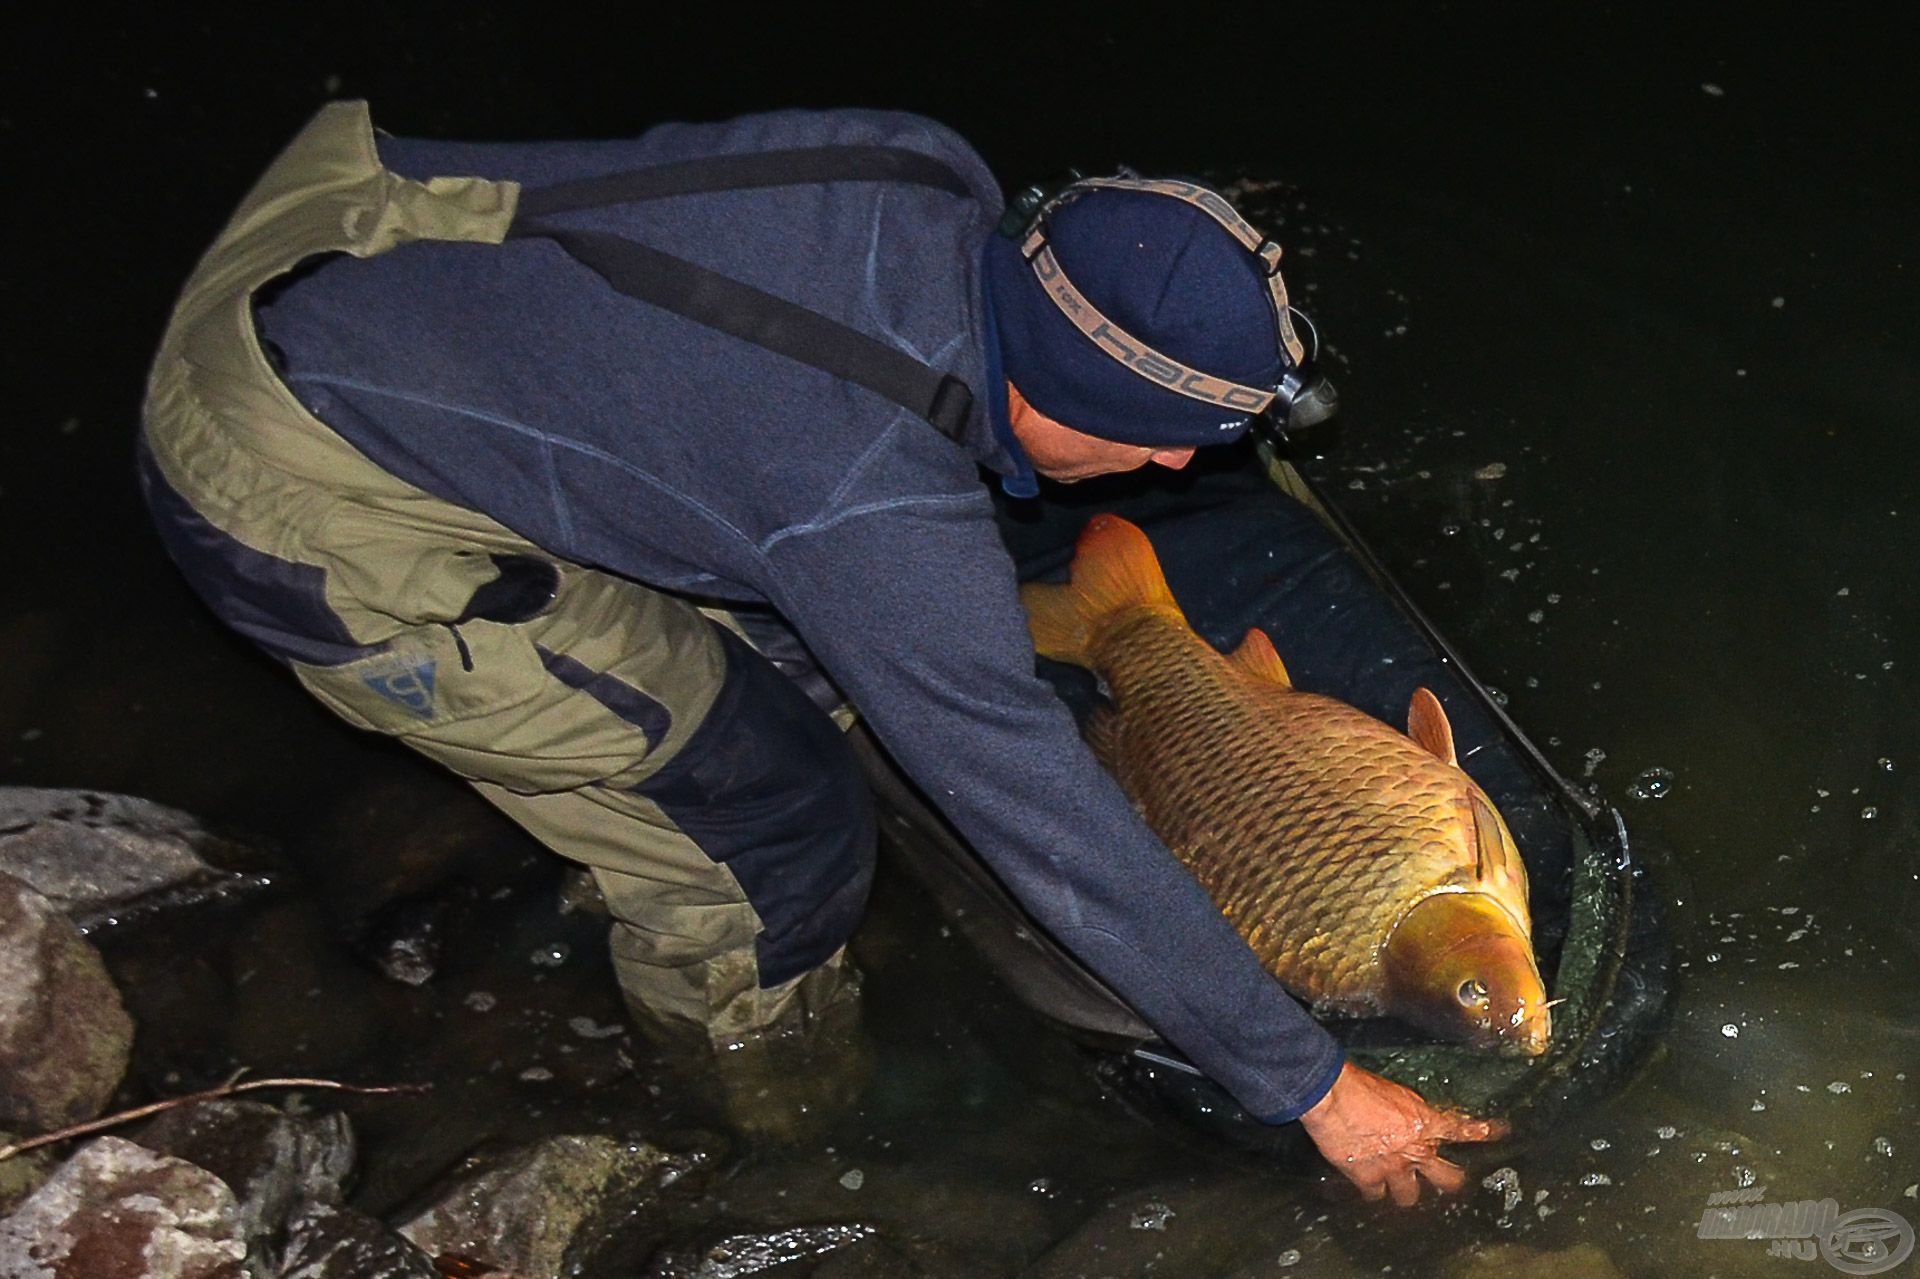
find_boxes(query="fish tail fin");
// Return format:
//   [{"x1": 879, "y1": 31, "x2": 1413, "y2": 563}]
[{"x1": 1021, "y1": 515, "x2": 1184, "y2": 666}]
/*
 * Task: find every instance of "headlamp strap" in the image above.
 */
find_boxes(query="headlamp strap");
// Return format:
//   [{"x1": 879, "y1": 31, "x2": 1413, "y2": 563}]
[{"x1": 1019, "y1": 176, "x2": 1309, "y2": 407}]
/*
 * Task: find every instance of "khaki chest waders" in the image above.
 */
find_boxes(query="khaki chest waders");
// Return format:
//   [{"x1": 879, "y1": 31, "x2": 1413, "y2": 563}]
[{"x1": 142, "y1": 102, "x2": 974, "y2": 1049}]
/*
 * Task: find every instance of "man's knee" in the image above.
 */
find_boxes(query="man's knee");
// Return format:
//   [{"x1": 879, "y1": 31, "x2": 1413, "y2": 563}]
[{"x1": 630, "y1": 628, "x2": 877, "y2": 989}]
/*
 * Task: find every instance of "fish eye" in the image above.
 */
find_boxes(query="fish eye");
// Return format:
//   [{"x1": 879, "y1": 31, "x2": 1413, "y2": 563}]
[{"x1": 1456, "y1": 977, "x2": 1489, "y2": 1007}]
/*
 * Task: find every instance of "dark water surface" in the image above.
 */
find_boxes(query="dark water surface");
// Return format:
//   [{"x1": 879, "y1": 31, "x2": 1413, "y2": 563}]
[{"x1": 6, "y1": 8, "x2": 1916, "y2": 1275}]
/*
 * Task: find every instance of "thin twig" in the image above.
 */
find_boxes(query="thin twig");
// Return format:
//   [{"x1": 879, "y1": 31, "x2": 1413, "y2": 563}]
[{"x1": 0, "y1": 1077, "x2": 430, "y2": 1163}]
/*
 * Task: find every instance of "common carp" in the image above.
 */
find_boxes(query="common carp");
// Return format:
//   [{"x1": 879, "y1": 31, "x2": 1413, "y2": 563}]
[{"x1": 1022, "y1": 514, "x2": 1551, "y2": 1056}]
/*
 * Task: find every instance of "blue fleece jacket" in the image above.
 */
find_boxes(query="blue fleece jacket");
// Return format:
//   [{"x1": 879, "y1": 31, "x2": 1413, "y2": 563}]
[{"x1": 253, "y1": 107, "x2": 1343, "y2": 1121}]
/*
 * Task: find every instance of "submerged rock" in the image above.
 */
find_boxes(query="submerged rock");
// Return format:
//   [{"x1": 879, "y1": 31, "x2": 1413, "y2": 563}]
[
  {"x1": 135, "y1": 1098, "x2": 356, "y2": 1253},
  {"x1": 643, "y1": 1224, "x2": 977, "y2": 1279},
  {"x1": 0, "y1": 873, "x2": 133, "y2": 1132},
  {"x1": 0, "y1": 1136, "x2": 247, "y2": 1278},
  {"x1": 351, "y1": 890, "x2": 457, "y2": 987},
  {"x1": 644, "y1": 1223, "x2": 878, "y2": 1277},
  {"x1": 397, "y1": 1134, "x2": 710, "y2": 1278},
  {"x1": 0, "y1": 788, "x2": 274, "y2": 930},
  {"x1": 1440, "y1": 1241, "x2": 1626, "y2": 1278},
  {"x1": 277, "y1": 1202, "x2": 441, "y2": 1279}
]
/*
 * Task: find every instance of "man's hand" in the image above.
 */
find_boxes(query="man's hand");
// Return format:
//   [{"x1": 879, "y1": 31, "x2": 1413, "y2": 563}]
[{"x1": 1298, "y1": 1062, "x2": 1509, "y2": 1206}]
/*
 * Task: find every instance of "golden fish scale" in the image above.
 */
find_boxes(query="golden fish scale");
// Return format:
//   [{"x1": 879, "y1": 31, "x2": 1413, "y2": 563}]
[{"x1": 1089, "y1": 610, "x2": 1486, "y2": 1012}]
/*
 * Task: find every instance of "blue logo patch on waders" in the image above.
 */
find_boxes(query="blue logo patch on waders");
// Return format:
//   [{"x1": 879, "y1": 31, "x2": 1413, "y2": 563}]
[{"x1": 362, "y1": 658, "x2": 438, "y2": 720}]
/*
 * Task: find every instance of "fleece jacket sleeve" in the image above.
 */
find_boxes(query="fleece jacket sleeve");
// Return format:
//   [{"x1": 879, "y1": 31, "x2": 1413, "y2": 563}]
[{"x1": 762, "y1": 489, "x2": 1345, "y2": 1122}]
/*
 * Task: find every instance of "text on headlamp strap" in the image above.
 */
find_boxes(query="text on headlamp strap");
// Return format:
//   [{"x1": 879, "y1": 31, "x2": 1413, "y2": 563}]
[
  {"x1": 1024, "y1": 242, "x2": 1278, "y2": 412},
  {"x1": 1021, "y1": 176, "x2": 1308, "y2": 380}
]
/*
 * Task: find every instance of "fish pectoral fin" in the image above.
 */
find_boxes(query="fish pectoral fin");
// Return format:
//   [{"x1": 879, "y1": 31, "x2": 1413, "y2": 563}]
[
  {"x1": 1229, "y1": 627, "x2": 1292, "y2": 687},
  {"x1": 1468, "y1": 792, "x2": 1528, "y2": 904},
  {"x1": 1406, "y1": 687, "x2": 1457, "y2": 765}
]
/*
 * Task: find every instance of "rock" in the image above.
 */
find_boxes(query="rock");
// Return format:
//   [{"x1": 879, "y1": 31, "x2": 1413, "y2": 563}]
[
  {"x1": 0, "y1": 873, "x2": 133, "y2": 1132},
  {"x1": 660, "y1": 1228, "x2": 973, "y2": 1278},
  {"x1": 0, "y1": 789, "x2": 274, "y2": 930},
  {"x1": 398, "y1": 1135, "x2": 710, "y2": 1278},
  {"x1": 136, "y1": 1098, "x2": 356, "y2": 1250},
  {"x1": 351, "y1": 890, "x2": 457, "y2": 986},
  {"x1": 0, "y1": 1136, "x2": 247, "y2": 1278},
  {"x1": 276, "y1": 1202, "x2": 441, "y2": 1279},
  {"x1": 0, "y1": 1132, "x2": 58, "y2": 1217},
  {"x1": 644, "y1": 1223, "x2": 878, "y2": 1277}
]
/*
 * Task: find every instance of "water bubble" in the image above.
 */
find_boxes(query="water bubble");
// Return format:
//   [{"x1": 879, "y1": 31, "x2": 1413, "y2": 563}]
[
  {"x1": 1547, "y1": 593, "x2": 1561, "y2": 604},
  {"x1": 1130, "y1": 1202, "x2": 1175, "y2": 1231},
  {"x1": 1527, "y1": 609, "x2": 1544, "y2": 624},
  {"x1": 1874, "y1": 1137, "x2": 1894, "y2": 1157},
  {"x1": 1590, "y1": 1138, "x2": 1612, "y2": 1151},
  {"x1": 1581, "y1": 747, "x2": 1607, "y2": 778},
  {"x1": 1278, "y1": 1249, "x2": 1302, "y2": 1267},
  {"x1": 462, "y1": 990, "x2": 497, "y2": 1013},
  {"x1": 1735, "y1": 1166, "x2": 1757, "y2": 1188},
  {"x1": 1482, "y1": 1166, "x2": 1523, "y2": 1213},
  {"x1": 1441, "y1": 523, "x2": 1461, "y2": 537},
  {"x1": 530, "y1": 943, "x2": 570, "y2": 967},
  {"x1": 1580, "y1": 1172, "x2": 1614, "y2": 1187},
  {"x1": 517, "y1": 1066, "x2": 553, "y2": 1082},
  {"x1": 1722, "y1": 1024, "x2": 1741, "y2": 1038},
  {"x1": 839, "y1": 1168, "x2": 865, "y2": 1191},
  {"x1": 1626, "y1": 767, "x2": 1675, "y2": 800},
  {"x1": 1702, "y1": 82, "x2": 1726, "y2": 96},
  {"x1": 1861, "y1": 807, "x2": 1879, "y2": 820},
  {"x1": 1656, "y1": 1125, "x2": 1679, "y2": 1140},
  {"x1": 1028, "y1": 1178, "x2": 1054, "y2": 1196},
  {"x1": 1878, "y1": 757, "x2": 1894, "y2": 771},
  {"x1": 1827, "y1": 1081, "x2": 1852, "y2": 1094}
]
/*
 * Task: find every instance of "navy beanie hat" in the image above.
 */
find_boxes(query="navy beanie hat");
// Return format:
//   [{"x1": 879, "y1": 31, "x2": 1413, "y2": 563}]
[{"x1": 984, "y1": 185, "x2": 1287, "y2": 448}]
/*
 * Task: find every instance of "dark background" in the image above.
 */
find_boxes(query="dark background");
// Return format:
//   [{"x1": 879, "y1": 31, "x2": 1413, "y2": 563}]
[
  {"x1": 9, "y1": 3, "x2": 1917, "y2": 823},
  {"x1": 4, "y1": 6, "x2": 1917, "y2": 1272}
]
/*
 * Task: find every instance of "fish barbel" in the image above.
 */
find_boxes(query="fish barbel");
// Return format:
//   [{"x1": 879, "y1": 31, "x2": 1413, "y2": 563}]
[{"x1": 1021, "y1": 514, "x2": 1550, "y2": 1056}]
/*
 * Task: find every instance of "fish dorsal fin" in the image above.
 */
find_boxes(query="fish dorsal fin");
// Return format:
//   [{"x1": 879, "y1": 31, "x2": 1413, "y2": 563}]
[
  {"x1": 1468, "y1": 792, "x2": 1529, "y2": 911},
  {"x1": 1021, "y1": 515, "x2": 1184, "y2": 667},
  {"x1": 1229, "y1": 627, "x2": 1292, "y2": 687},
  {"x1": 1407, "y1": 687, "x2": 1456, "y2": 765}
]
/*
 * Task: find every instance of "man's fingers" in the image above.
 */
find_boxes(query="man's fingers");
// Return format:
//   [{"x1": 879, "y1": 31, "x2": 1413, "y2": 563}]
[
  {"x1": 1415, "y1": 1153, "x2": 1467, "y2": 1197},
  {"x1": 1386, "y1": 1165, "x2": 1421, "y2": 1208}
]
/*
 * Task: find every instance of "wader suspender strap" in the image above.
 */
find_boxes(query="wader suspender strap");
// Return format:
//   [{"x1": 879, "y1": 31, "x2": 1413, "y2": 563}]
[{"x1": 507, "y1": 146, "x2": 977, "y2": 441}]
